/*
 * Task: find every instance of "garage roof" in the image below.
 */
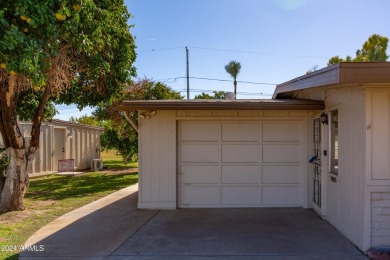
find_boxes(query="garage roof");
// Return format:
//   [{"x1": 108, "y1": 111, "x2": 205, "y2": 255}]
[
  {"x1": 118, "y1": 99, "x2": 324, "y2": 111},
  {"x1": 273, "y1": 62, "x2": 390, "y2": 99}
]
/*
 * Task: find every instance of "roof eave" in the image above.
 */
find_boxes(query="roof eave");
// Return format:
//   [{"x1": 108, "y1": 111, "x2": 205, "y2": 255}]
[
  {"x1": 273, "y1": 62, "x2": 390, "y2": 99},
  {"x1": 273, "y1": 64, "x2": 340, "y2": 99},
  {"x1": 117, "y1": 99, "x2": 325, "y2": 111}
]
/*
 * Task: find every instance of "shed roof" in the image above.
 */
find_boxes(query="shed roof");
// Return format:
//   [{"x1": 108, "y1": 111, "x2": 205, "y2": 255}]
[
  {"x1": 118, "y1": 99, "x2": 324, "y2": 111},
  {"x1": 20, "y1": 119, "x2": 105, "y2": 131},
  {"x1": 273, "y1": 62, "x2": 390, "y2": 99}
]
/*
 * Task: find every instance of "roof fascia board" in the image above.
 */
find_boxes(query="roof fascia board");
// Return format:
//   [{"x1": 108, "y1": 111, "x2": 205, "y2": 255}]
[
  {"x1": 273, "y1": 64, "x2": 340, "y2": 99},
  {"x1": 273, "y1": 62, "x2": 390, "y2": 99},
  {"x1": 118, "y1": 100, "x2": 325, "y2": 111}
]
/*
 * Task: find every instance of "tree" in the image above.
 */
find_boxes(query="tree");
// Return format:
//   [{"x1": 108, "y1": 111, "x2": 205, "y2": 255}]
[
  {"x1": 224, "y1": 61, "x2": 241, "y2": 98},
  {"x1": 306, "y1": 65, "x2": 319, "y2": 74},
  {"x1": 0, "y1": 0, "x2": 136, "y2": 212},
  {"x1": 69, "y1": 114, "x2": 101, "y2": 126},
  {"x1": 354, "y1": 34, "x2": 389, "y2": 62},
  {"x1": 194, "y1": 91, "x2": 226, "y2": 99},
  {"x1": 94, "y1": 78, "x2": 183, "y2": 163},
  {"x1": 328, "y1": 34, "x2": 388, "y2": 65}
]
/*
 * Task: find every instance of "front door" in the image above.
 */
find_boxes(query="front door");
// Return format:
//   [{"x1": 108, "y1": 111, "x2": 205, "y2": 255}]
[
  {"x1": 53, "y1": 128, "x2": 65, "y2": 171},
  {"x1": 312, "y1": 118, "x2": 323, "y2": 215}
]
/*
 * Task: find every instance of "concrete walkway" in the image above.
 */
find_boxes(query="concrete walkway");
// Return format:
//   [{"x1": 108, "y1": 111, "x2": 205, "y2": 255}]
[{"x1": 20, "y1": 184, "x2": 367, "y2": 259}]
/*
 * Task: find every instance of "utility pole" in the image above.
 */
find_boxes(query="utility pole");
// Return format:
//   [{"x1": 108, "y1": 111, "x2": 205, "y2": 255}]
[{"x1": 186, "y1": 46, "x2": 190, "y2": 99}]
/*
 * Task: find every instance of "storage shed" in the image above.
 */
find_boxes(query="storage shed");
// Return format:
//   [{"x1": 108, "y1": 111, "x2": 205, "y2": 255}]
[
  {"x1": 1, "y1": 119, "x2": 104, "y2": 174},
  {"x1": 119, "y1": 62, "x2": 390, "y2": 252}
]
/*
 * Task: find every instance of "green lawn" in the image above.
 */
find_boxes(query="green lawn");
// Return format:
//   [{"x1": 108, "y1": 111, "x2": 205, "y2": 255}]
[
  {"x1": 101, "y1": 150, "x2": 138, "y2": 169},
  {"x1": 0, "y1": 151, "x2": 138, "y2": 259}
]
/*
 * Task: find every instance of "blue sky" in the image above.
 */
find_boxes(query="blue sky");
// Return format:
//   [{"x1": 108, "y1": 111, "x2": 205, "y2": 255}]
[{"x1": 56, "y1": 0, "x2": 390, "y2": 120}]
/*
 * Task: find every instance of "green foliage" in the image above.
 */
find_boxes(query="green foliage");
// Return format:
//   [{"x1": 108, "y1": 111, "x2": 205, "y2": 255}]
[
  {"x1": 306, "y1": 65, "x2": 319, "y2": 74},
  {"x1": 195, "y1": 91, "x2": 226, "y2": 99},
  {"x1": 69, "y1": 114, "x2": 101, "y2": 126},
  {"x1": 225, "y1": 60, "x2": 241, "y2": 80},
  {"x1": 328, "y1": 34, "x2": 388, "y2": 65},
  {"x1": 16, "y1": 91, "x2": 57, "y2": 121},
  {"x1": 355, "y1": 34, "x2": 389, "y2": 62},
  {"x1": 0, "y1": 145, "x2": 8, "y2": 175},
  {"x1": 0, "y1": 0, "x2": 136, "y2": 120},
  {"x1": 94, "y1": 78, "x2": 183, "y2": 162}
]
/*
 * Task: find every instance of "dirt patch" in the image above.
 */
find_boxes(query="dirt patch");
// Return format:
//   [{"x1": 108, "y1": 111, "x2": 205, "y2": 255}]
[
  {"x1": 0, "y1": 200, "x2": 57, "y2": 226},
  {"x1": 86, "y1": 167, "x2": 138, "y2": 175}
]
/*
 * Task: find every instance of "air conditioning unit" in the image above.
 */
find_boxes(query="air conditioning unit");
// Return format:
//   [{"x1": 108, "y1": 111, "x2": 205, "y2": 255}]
[
  {"x1": 91, "y1": 159, "x2": 103, "y2": 171},
  {"x1": 225, "y1": 92, "x2": 235, "y2": 99}
]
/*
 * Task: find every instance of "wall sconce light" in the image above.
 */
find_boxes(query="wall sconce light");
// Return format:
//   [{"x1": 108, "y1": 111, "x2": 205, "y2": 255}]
[
  {"x1": 139, "y1": 110, "x2": 157, "y2": 119},
  {"x1": 320, "y1": 112, "x2": 328, "y2": 125},
  {"x1": 67, "y1": 133, "x2": 73, "y2": 138}
]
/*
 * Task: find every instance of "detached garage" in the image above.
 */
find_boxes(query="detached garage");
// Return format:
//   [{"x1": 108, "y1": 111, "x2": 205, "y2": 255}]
[
  {"x1": 118, "y1": 99, "x2": 324, "y2": 209},
  {"x1": 120, "y1": 63, "x2": 390, "y2": 253}
]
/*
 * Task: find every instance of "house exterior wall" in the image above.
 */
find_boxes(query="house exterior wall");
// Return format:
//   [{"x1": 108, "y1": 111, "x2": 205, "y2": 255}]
[
  {"x1": 138, "y1": 110, "x2": 177, "y2": 209},
  {"x1": 296, "y1": 86, "x2": 366, "y2": 250},
  {"x1": 15, "y1": 120, "x2": 103, "y2": 174},
  {"x1": 137, "y1": 109, "x2": 314, "y2": 209},
  {"x1": 365, "y1": 88, "x2": 390, "y2": 250}
]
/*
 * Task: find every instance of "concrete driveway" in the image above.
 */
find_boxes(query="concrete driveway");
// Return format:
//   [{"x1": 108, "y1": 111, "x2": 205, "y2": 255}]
[{"x1": 20, "y1": 185, "x2": 367, "y2": 259}]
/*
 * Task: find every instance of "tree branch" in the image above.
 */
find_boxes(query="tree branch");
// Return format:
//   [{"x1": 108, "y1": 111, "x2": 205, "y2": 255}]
[
  {"x1": 27, "y1": 86, "x2": 51, "y2": 160},
  {"x1": 0, "y1": 74, "x2": 24, "y2": 150}
]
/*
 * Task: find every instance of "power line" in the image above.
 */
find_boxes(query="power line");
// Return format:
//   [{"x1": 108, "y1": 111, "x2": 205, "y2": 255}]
[
  {"x1": 156, "y1": 76, "x2": 277, "y2": 86},
  {"x1": 189, "y1": 46, "x2": 276, "y2": 56},
  {"x1": 139, "y1": 47, "x2": 183, "y2": 53},
  {"x1": 177, "y1": 89, "x2": 273, "y2": 96},
  {"x1": 190, "y1": 76, "x2": 277, "y2": 85},
  {"x1": 138, "y1": 46, "x2": 328, "y2": 59}
]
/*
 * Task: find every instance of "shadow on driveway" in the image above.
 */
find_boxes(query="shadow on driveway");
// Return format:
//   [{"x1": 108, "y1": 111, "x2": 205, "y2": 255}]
[{"x1": 20, "y1": 188, "x2": 367, "y2": 259}]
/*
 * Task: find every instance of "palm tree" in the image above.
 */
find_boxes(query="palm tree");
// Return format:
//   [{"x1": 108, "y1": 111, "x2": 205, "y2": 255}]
[{"x1": 224, "y1": 61, "x2": 241, "y2": 98}]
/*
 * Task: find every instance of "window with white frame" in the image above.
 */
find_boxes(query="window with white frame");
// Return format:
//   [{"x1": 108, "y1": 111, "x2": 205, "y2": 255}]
[{"x1": 330, "y1": 110, "x2": 338, "y2": 175}]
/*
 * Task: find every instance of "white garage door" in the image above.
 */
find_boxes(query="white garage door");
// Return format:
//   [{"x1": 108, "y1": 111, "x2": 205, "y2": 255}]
[{"x1": 178, "y1": 121, "x2": 303, "y2": 208}]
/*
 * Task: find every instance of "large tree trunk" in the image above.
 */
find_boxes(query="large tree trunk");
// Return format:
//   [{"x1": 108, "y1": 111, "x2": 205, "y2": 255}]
[
  {"x1": 0, "y1": 73, "x2": 50, "y2": 212},
  {"x1": 0, "y1": 148, "x2": 29, "y2": 212}
]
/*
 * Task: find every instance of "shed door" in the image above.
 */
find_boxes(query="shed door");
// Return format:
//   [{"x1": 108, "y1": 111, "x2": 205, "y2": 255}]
[
  {"x1": 178, "y1": 121, "x2": 303, "y2": 208},
  {"x1": 53, "y1": 128, "x2": 65, "y2": 171}
]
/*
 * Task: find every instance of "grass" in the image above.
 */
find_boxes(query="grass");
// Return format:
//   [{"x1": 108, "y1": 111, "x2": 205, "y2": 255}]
[
  {"x1": 0, "y1": 150, "x2": 138, "y2": 259},
  {"x1": 101, "y1": 150, "x2": 138, "y2": 169}
]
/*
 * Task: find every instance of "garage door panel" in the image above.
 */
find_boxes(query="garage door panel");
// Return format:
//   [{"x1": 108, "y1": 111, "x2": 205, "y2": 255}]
[
  {"x1": 261, "y1": 186, "x2": 300, "y2": 205},
  {"x1": 180, "y1": 186, "x2": 220, "y2": 205},
  {"x1": 222, "y1": 187, "x2": 259, "y2": 205},
  {"x1": 181, "y1": 144, "x2": 219, "y2": 163},
  {"x1": 180, "y1": 122, "x2": 219, "y2": 141},
  {"x1": 222, "y1": 123, "x2": 259, "y2": 141},
  {"x1": 222, "y1": 144, "x2": 259, "y2": 163},
  {"x1": 179, "y1": 120, "x2": 303, "y2": 208},
  {"x1": 222, "y1": 165, "x2": 259, "y2": 184},
  {"x1": 181, "y1": 166, "x2": 219, "y2": 184},
  {"x1": 262, "y1": 144, "x2": 300, "y2": 163},
  {"x1": 263, "y1": 122, "x2": 301, "y2": 142},
  {"x1": 262, "y1": 165, "x2": 300, "y2": 184}
]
